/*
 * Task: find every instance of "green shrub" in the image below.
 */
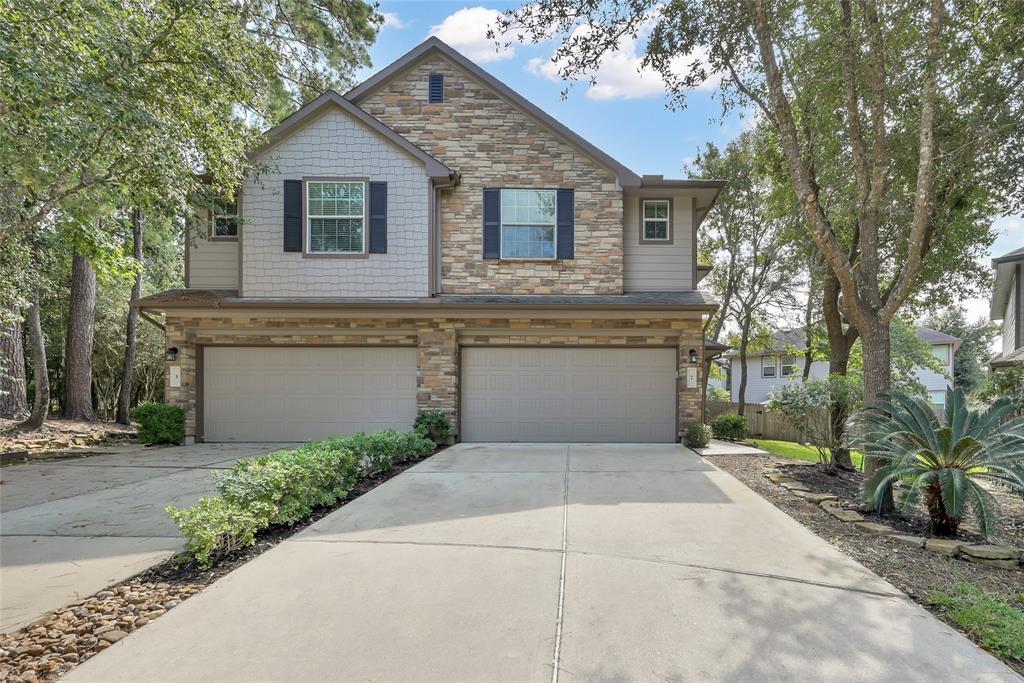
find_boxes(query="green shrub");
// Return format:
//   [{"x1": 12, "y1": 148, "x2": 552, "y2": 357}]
[
  {"x1": 131, "y1": 402, "x2": 185, "y2": 444},
  {"x1": 167, "y1": 497, "x2": 274, "y2": 568},
  {"x1": 684, "y1": 423, "x2": 712, "y2": 448},
  {"x1": 711, "y1": 414, "x2": 747, "y2": 441},
  {"x1": 168, "y1": 429, "x2": 435, "y2": 567},
  {"x1": 414, "y1": 410, "x2": 451, "y2": 445}
]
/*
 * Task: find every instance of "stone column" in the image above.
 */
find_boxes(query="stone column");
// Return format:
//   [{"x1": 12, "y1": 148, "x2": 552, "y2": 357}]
[
  {"x1": 163, "y1": 317, "x2": 197, "y2": 442},
  {"x1": 417, "y1": 328, "x2": 459, "y2": 440},
  {"x1": 677, "y1": 324, "x2": 705, "y2": 439}
]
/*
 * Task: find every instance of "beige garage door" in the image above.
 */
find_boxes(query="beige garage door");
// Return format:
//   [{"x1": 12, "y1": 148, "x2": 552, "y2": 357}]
[
  {"x1": 461, "y1": 347, "x2": 677, "y2": 443},
  {"x1": 203, "y1": 347, "x2": 417, "y2": 442}
]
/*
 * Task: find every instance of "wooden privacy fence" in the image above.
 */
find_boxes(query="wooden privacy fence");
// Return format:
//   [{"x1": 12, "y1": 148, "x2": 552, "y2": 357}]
[{"x1": 706, "y1": 400, "x2": 821, "y2": 444}]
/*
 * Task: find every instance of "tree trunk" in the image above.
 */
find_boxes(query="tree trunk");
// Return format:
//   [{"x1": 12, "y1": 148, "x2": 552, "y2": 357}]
[
  {"x1": 63, "y1": 251, "x2": 97, "y2": 421},
  {"x1": 116, "y1": 209, "x2": 144, "y2": 424},
  {"x1": 860, "y1": 318, "x2": 894, "y2": 511},
  {"x1": 823, "y1": 268, "x2": 858, "y2": 471},
  {"x1": 736, "y1": 317, "x2": 751, "y2": 417},
  {"x1": 924, "y1": 482, "x2": 960, "y2": 537},
  {"x1": 0, "y1": 309, "x2": 28, "y2": 419},
  {"x1": 18, "y1": 299, "x2": 49, "y2": 430}
]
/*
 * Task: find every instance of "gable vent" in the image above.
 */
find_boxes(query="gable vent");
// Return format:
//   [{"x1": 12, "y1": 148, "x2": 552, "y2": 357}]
[{"x1": 428, "y1": 73, "x2": 444, "y2": 103}]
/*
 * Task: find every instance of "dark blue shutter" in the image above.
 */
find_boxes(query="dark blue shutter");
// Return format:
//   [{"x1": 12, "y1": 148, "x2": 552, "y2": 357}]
[
  {"x1": 483, "y1": 189, "x2": 501, "y2": 259},
  {"x1": 283, "y1": 180, "x2": 302, "y2": 252},
  {"x1": 368, "y1": 182, "x2": 387, "y2": 254},
  {"x1": 556, "y1": 189, "x2": 574, "y2": 259},
  {"x1": 428, "y1": 74, "x2": 444, "y2": 103}
]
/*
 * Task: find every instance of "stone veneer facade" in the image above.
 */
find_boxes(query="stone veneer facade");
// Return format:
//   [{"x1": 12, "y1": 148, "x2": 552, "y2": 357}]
[
  {"x1": 357, "y1": 54, "x2": 624, "y2": 295},
  {"x1": 163, "y1": 313, "x2": 705, "y2": 442}
]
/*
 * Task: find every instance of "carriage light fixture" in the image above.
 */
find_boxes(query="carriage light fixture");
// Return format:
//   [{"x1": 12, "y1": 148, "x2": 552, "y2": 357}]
[{"x1": 165, "y1": 347, "x2": 179, "y2": 361}]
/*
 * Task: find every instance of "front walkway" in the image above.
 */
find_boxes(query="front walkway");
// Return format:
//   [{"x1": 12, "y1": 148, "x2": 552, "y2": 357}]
[
  {"x1": 0, "y1": 443, "x2": 282, "y2": 632},
  {"x1": 65, "y1": 443, "x2": 1016, "y2": 682}
]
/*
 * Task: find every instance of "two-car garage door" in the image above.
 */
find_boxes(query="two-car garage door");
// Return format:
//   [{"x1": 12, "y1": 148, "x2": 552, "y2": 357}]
[
  {"x1": 461, "y1": 348, "x2": 677, "y2": 442},
  {"x1": 203, "y1": 347, "x2": 417, "y2": 442},
  {"x1": 202, "y1": 346, "x2": 677, "y2": 443}
]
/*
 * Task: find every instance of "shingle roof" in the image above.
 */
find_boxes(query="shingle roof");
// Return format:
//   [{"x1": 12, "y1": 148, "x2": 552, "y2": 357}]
[
  {"x1": 915, "y1": 326, "x2": 962, "y2": 345},
  {"x1": 134, "y1": 289, "x2": 719, "y2": 311},
  {"x1": 993, "y1": 245, "x2": 1024, "y2": 265},
  {"x1": 990, "y1": 346, "x2": 1024, "y2": 368}
]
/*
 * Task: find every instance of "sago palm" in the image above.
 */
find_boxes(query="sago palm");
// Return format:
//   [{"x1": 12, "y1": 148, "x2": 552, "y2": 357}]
[{"x1": 853, "y1": 387, "x2": 1024, "y2": 538}]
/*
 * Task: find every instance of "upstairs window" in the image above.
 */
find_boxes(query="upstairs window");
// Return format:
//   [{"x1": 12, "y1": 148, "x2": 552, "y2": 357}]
[
  {"x1": 500, "y1": 189, "x2": 557, "y2": 259},
  {"x1": 761, "y1": 355, "x2": 777, "y2": 378},
  {"x1": 931, "y1": 344, "x2": 950, "y2": 366},
  {"x1": 428, "y1": 73, "x2": 444, "y2": 103},
  {"x1": 307, "y1": 181, "x2": 365, "y2": 254},
  {"x1": 641, "y1": 199, "x2": 671, "y2": 242},
  {"x1": 211, "y1": 198, "x2": 238, "y2": 238},
  {"x1": 780, "y1": 356, "x2": 798, "y2": 377}
]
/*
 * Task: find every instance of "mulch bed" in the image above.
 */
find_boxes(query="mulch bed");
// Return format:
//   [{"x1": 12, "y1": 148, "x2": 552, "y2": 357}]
[
  {"x1": 0, "y1": 448, "x2": 444, "y2": 683},
  {"x1": 708, "y1": 454, "x2": 1024, "y2": 676}
]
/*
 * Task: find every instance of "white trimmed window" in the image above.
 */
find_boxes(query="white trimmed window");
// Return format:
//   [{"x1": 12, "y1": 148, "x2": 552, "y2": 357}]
[
  {"x1": 501, "y1": 189, "x2": 556, "y2": 259},
  {"x1": 642, "y1": 200, "x2": 670, "y2": 241},
  {"x1": 931, "y1": 344, "x2": 950, "y2": 366},
  {"x1": 307, "y1": 181, "x2": 365, "y2": 254},
  {"x1": 211, "y1": 199, "x2": 238, "y2": 237},
  {"x1": 928, "y1": 390, "x2": 946, "y2": 406},
  {"x1": 780, "y1": 356, "x2": 798, "y2": 377},
  {"x1": 761, "y1": 355, "x2": 777, "y2": 378}
]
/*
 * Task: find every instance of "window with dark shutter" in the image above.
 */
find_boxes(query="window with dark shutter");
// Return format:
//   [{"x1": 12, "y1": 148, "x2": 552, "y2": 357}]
[
  {"x1": 482, "y1": 189, "x2": 501, "y2": 259},
  {"x1": 368, "y1": 182, "x2": 387, "y2": 253},
  {"x1": 428, "y1": 74, "x2": 444, "y2": 103},
  {"x1": 283, "y1": 180, "x2": 302, "y2": 252},
  {"x1": 556, "y1": 189, "x2": 574, "y2": 259}
]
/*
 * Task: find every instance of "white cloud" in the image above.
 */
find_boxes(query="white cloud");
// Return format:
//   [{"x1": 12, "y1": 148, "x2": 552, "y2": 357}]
[
  {"x1": 527, "y1": 26, "x2": 719, "y2": 101},
  {"x1": 381, "y1": 12, "x2": 408, "y2": 30},
  {"x1": 429, "y1": 7, "x2": 515, "y2": 63}
]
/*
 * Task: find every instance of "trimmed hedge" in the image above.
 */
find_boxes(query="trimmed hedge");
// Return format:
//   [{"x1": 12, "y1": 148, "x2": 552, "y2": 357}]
[
  {"x1": 711, "y1": 414, "x2": 747, "y2": 441},
  {"x1": 168, "y1": 430, "x2": 435, "y2": 567},
  {"x1": 683, "y1": 423, "x2": 712, "y2": 448},
  {"x1": 131, "y1": 402, "x2": 185, "y2": 444},
  {"x1": 414, "y1": 410, "x2": 451, "y2": 446}
]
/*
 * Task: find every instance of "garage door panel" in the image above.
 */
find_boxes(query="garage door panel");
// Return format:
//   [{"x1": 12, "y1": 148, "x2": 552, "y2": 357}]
[
  {"x1": 462, "y1": 348, "x2": 676, "y2": 443},
  {"x1": 203, "y1": 347, "x2": 416, "y2": 443}
]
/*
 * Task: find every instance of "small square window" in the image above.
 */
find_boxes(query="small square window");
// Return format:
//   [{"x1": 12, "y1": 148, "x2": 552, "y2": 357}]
[
  {"x1": 761, "y1": 355, "x2": 777, "y2": 378},
  {"x1": 641, "y1": 200, "x2": 670, "y2": 242},
  {"x1": 780, "y1": 356, "x2": 798, "y2": 377},
  {"x1": 428, "y1": 73, "x2": 444, "y2": 103},
  {"x1": 928, "y1": 390, "x2": 946, "y2": 406},
  {"x1": 211, "y1": 199, "x2": 238, "y2": 237},
  {"x1": 931, "y1": 344, "x2": 950, "y2": 365}
]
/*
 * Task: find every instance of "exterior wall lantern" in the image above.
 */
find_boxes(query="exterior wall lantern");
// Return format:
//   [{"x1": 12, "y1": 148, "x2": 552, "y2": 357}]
[
  {"x1": 165, "y1": 347, "x2": 179, "y2": 361},
  {"x1": 688, "y1": 348, "x2": 698, "y2": 364}
]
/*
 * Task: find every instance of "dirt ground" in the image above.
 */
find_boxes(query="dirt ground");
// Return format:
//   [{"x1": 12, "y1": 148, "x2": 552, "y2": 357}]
[{"x1": 0, "y1": 419, "x2": 136, "y2": 460}]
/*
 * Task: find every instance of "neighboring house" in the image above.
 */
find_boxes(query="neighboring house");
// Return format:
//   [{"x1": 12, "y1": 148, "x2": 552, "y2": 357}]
[
  {"x1": 989, "y1": 246, "x2": 1024, "y2": 370},
  {"x1": 727, "y1": 327, "x2": 960, "y2": 406},
  {"x1": 135, "y1": 37, "x2": 724, "y2": 444}
]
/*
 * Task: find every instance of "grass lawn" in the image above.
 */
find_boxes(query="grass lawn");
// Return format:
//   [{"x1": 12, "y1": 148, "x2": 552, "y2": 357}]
[
  {"x1": 749, "y1": 439, "x2": 864, "y2": 470},
  {"x1": 930, "y1": 584, "x2": 1024, "y2": 660}
]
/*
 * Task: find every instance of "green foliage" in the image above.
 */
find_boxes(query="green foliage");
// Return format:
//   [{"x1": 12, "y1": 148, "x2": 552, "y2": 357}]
[
  {"x1": 167, "y1": 497, "x2": 274, "y2": 568},
  {"x1": 684, "y1": 423, "x2": 712, "y2": 449},
  {"x1": 853, "y1": 388, "x2": 1024, "y2": 538},
  {"x1": 711, "y1": 414, "x2": 747, "y2": 441},
  {"x1": 848, "y1": 319, "x2": 950, "y2": 398},
  {"x1": 768, "y1": 375, "x2": 863, "y2": 469},
  {"x1": 414, "y1": 410, "x2": 451, "y2": 446},
  {"x1": 923, "y1": 308, "x2": 1000, "y2": 395},
  {"x1": 975, "y1": 368, "x2": 1024, "y2": 416},
  {"x1": 168, "y1": 429, "x2": 435, "y2": 567},
  {"x1": 930, "y1": 584, "x2": 1024, "y2": 660},
  {"x1": 706, "y1": 386, "x2": 730, "y2": 402},
  {"x1": 130, "y1": 402, "x2": 185, "y2": 444}
]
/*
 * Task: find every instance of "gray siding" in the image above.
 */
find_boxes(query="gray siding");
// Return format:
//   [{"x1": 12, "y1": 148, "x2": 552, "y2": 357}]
[
  {"x1": 1004, "y1": 273, "x2": 1018, "y2": 354},
  {"x1": 188, "y1": 238, "x2": 239, "y2": 290},
  {"x1": 244, "y1": 106, "x2": 430, "y2": 298},
  {"x1": 623, "y1": 190, "x2": 694, "y2": 291}
]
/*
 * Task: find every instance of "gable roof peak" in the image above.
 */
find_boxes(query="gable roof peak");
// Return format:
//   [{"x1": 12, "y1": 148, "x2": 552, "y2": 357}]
[{"x1": 345, "y1": 37, "x2": 642, "y2": 187}]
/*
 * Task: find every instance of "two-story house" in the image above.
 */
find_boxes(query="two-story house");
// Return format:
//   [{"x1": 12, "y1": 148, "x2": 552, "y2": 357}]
[
  {"x1": 134, "y1": 37, "x2": 723, "y2": 444},
  {"x1": 990, "y1": 246, "x2": 1024, "y2": 370},
  {"x1": 726, "y1": 327, "x2": 960, "y2": 406}
]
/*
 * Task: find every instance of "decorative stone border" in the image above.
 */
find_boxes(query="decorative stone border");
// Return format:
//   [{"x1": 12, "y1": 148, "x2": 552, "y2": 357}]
[{"x1": 763, "y1": 463, "x2": 1023, "y2": 571}]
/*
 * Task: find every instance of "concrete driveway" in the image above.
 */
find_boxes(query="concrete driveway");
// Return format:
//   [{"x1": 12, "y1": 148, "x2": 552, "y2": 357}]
[
  {"x1": 65, "y1": 443, "x2": 1017, "y2": 682},
  {"x1": 0, "y1": 443, "x2": 282, "y2": 632}
]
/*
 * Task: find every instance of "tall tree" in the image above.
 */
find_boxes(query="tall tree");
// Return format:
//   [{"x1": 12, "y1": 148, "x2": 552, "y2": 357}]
[
  {"x1": 19, "y1": 300, "x2": 49, "y2": 430},
  {"x1": 499, "y1": 0, "x2": 1023, "y2": 504},
  {"x1": 694, "y1": 133, "x2": 802, "y2": 416},
  {"x1": 116, "y1": 210, "x2": 144, "y2": 424},
  {"x1": 0, "y1": 312, "x2": 28, "y2": 419},
  {"x1": 62, "y1": 252, "x2": 96, "y2": 420}
]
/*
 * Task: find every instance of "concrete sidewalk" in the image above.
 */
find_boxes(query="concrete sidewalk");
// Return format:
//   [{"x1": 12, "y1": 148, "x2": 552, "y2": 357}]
[
  {"x1": 0, "y1": 443, "x2": 283, "y2": 632},
  {"x1": 64, "y1": 443, "x2": 1019, "y2": 682}
]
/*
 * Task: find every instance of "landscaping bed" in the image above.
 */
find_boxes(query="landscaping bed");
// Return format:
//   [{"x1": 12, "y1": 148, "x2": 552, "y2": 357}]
[
  {"x1": 0, "y1": 439, "x2": 444, "y2": 683},
  {"x1": 708, "y1": 453, "x2": 1024, "y2": 675},
  {"x1": 0, "y1": 419, "x2": 136, "y2": 463}
]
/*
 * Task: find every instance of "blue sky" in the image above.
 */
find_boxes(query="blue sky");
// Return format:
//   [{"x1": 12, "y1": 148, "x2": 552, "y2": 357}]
[{"x1": 364, "y1": 1, "x2": 1023, "y2": 323}]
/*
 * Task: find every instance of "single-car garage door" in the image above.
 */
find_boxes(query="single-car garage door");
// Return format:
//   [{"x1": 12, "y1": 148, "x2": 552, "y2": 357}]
[
  {"x1": 203, "y1": 347, "x2": 416, "y2": 442},
  {"x1": 461, "y1": 347, "x2": 677, "y2": 442}
]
